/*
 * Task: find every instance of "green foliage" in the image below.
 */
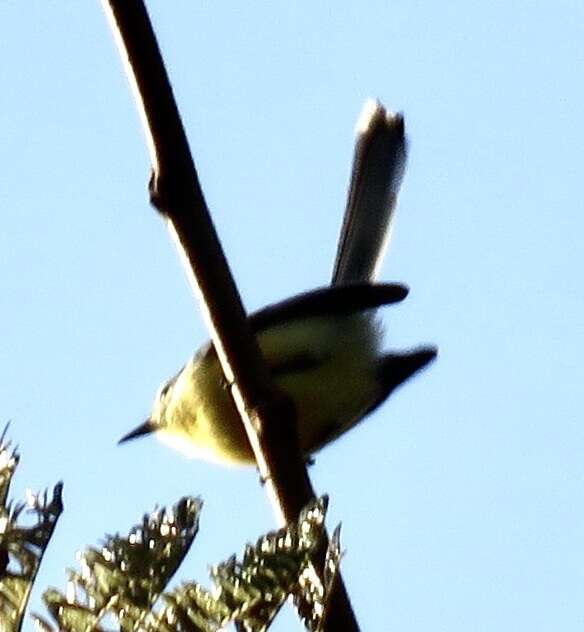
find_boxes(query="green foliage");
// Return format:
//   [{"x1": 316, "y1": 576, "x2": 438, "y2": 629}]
[
  {"x1": 294, "y1": 524, "x2": 343, "y2": 631},
  {"x1": 0, "y1": 430, "x2": 341, "y2": 631},
  {"x1": 0, "y1": 428, "x2": 64, "y2": 632},
  {"x1": 33, "y1": 497, "x2": 202, "y2": 632},
  {"x1": 33, "y1": 496, "x2": 340, "y2": 632},
  {"x1": 201, "y1": 495, "x2": 340, "y2": 632}
]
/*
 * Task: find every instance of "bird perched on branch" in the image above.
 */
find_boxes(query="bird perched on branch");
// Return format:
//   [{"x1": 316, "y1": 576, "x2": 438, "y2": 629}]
[
  {"x1": 120, "y1": 283, "x2": 435, "y2": 464},
  {"x1": 120, "y1": 101, "x2": 436, "y2": 465}
]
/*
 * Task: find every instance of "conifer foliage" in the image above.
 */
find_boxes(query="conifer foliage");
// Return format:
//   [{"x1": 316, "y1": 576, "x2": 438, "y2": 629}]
[
  {"x1": 0, "y1": 429, "x2": 63, "y2": 632},
  {"x1": 0, "y1": 430, "x2": 340, "y2": 631}
]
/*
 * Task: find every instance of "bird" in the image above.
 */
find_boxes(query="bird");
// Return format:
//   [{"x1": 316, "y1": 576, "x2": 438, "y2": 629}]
[
  {"x1": 119, "y1": 101, "x2": 436, "y2": 465},
  {"x1": 119, "y1": 282, "x2": 436, "y2": 465}
]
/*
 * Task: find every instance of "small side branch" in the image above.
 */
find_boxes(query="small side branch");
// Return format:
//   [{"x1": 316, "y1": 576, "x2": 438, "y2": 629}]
[{"x1": 101, "y1": 1, "x2": 359, "y2": 629}]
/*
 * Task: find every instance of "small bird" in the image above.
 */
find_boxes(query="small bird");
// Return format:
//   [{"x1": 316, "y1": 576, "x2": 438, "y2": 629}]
[
  {"x1": 120, "y1": 102, "x2": 435, "y2": 465},
  {"x1": 119, "y1": 283, "x2": 436, "y2": 465}
]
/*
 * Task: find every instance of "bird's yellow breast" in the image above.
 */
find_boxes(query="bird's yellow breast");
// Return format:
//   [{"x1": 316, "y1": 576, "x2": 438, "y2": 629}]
[{"x1": 158, "y1": 313, "x2": 382, "y2": 466}]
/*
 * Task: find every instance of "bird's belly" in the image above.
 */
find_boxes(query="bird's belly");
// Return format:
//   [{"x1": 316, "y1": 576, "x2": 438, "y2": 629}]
[
  {"x1": 186, "y1": 368, "x2": 375, "y2": 466},
  {"x1": 166, "y1": 313, "x2": 380, "y2": 466},
  {"x1": 277, "y1": 354, "x2": 377, "y2": 453}
]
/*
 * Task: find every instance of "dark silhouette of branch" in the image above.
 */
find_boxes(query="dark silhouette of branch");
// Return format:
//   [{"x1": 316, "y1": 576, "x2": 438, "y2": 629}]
[{"x1": 101, "y1": 1, "x2": 360, "y2": 629}]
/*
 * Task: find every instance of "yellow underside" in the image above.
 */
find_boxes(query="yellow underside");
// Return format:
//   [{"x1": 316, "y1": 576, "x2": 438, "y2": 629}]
[{"x1": 158, "y1": 313, "x2": 381, "y2": 466}]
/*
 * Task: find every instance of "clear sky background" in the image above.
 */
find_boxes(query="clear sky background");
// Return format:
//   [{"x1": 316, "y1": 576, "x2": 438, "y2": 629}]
[{"x1": 1, "y1": 2, "x2": 583, "y2": 630}]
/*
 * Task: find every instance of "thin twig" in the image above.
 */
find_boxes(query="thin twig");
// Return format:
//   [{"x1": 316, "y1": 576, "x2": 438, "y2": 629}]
[{"x1": 101, "y1": 1, "x2": 359, "y2": 629}]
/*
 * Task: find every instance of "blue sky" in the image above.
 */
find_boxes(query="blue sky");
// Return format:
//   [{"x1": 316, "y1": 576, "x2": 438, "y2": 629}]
[{"x1": 1, "y1": 2, "x2": 583, "y2": 630}]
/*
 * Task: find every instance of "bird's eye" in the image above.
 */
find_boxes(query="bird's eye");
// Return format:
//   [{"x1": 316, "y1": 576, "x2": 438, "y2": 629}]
[
  {"x1": 159, "y1": 381, "x2": 172, "y2": 399},
  {"x1": 157, "y1": 366, "x2": 183, "y2": 401}
]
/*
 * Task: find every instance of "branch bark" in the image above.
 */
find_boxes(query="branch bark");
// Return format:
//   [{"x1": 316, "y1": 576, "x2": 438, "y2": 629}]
[{"x1": 101, "y1": 1, "x2": 359, "y2": 629}]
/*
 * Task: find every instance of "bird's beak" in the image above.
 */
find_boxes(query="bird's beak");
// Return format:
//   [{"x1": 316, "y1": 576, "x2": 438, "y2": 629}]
[{"x1": 118, "y1": 419, "x2": 156, "y2": 445}]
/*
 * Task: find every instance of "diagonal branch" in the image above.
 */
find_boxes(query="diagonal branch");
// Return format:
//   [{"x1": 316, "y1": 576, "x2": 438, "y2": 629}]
[{"x1": 100, "y1": 1, "x2": 359, "y2": 630}]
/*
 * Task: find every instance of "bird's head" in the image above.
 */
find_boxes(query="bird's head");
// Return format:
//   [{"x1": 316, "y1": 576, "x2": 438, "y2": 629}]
[{"x1": 118, "y1": 375, "x2": 176, "y2": 445}]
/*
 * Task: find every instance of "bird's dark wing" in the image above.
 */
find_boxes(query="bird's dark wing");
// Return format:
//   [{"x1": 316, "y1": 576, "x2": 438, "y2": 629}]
[
  {"x1": 249, "y1": 283, "x2": 409, "y2": 332},
  {"x1": 268, "y1": 351, "x2": 327, "y2": 377},
  {"x1": 365, "y1": 347, "x2": 437, "y2": 417}
]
